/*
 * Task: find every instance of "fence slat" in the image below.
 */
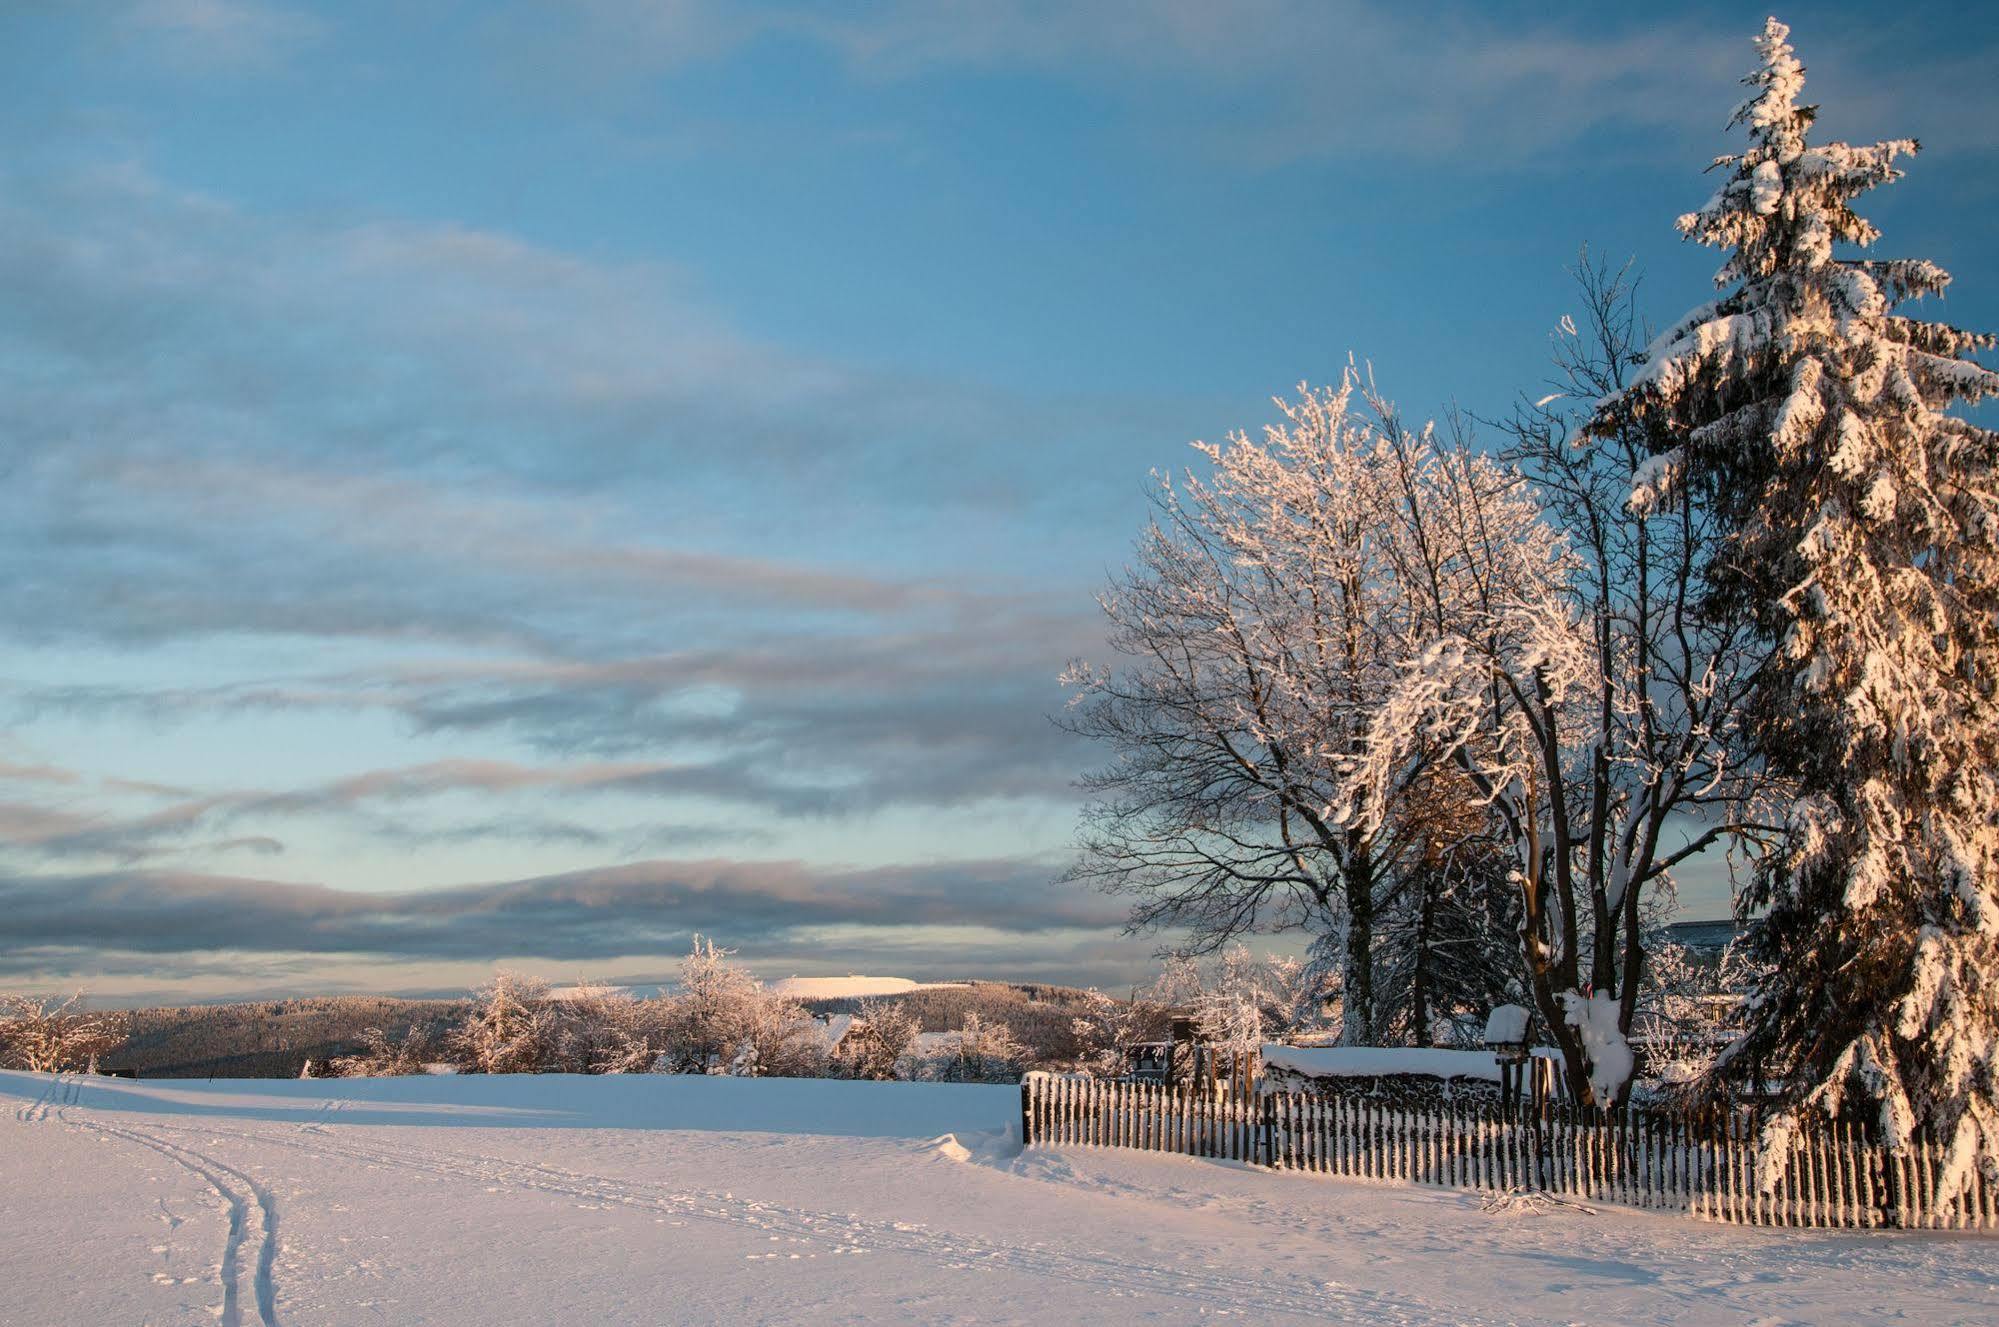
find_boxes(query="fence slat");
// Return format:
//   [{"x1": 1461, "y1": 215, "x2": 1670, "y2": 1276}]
[{"x1": 1023, "y1": 1077, "x2": 1993, "y2": 1233}]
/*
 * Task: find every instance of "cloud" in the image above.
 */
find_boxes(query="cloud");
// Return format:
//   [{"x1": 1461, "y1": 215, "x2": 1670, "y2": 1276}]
[
  {"x1": 6, "y1": 622, "x2": 1095, "y2": 855},
  {"x1": 0, "y1": 760, "x2": 78, "y2": 785},
  {"x1": 123, "y1": 0, "x2": 325, "y2": 72},
  {"x1": 487, "y1": 0, "x2": 1745, "y2": 168},
  {"x1": 0, "y1": 156, "x2": 1124, "y2": 858},
  {"x1": 0, "y1": 160, "x2": 1138, "y2": 648},
  {"x1": 0, "y1": 756, "x2": 791, "y2": 863},
  {"x1": 0, "y1": 855, "x2": 1122, "y2": 974},
  {"x1": 483, "y1": 2, "x2": 1999, "y2": 170}
]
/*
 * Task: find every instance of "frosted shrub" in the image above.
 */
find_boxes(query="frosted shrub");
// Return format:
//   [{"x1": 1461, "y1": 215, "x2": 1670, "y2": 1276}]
[
  {"x1": 725, "y1": 990, "x2": 825, "y2": 1079},
  {"x1": 0, "y1": 993, "x2": 122, "y2": 1074},
  {"x1": 553, "y1": 988, "x2": 670, "y2": 1075},
  {"x1": 656, "y1": 937, "x2": 763, "y2": 1073},
  {"x1": 649, "y1": 937, "x2": 825, "y2": 1078},
  {"x1": 330, "y1": 1023, "x2": 434, "y2": 1078},
  {"x1": 920, "y1": 1013, "x2": 1028, "y2": 1084},
  {"x1": 448, "y1": 971, "x2": 560, "y2": 1074}
]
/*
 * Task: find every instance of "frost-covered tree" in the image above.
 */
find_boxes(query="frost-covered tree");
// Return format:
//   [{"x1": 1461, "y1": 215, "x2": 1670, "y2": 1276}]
[
  {"x1": 1068, "y1": 987, "x2": 1169, "y2": 1078},
  {"x1": 918, "y1": 1012, "x2": 1028, "y2": 1084},
  {"x1": 1148, "y1": 943, "x2": 1335, "y2": 1059},
  {"x1": 1342, "y1": 397, "x2": 1613, "y2": 1097},
  {"x1": 650, "y1": 938, "x2": 824, "y2": 1078},
  {"x1": 724, "y1": 989, "x2": 824, "y2": 1080},
  {"x1": 1587, "y1": 19, "x2": 1999, "y2": 1179},
  {"x1": 656, "y1": 937, "x2": 763, "y2": 1073},
  {"x1": 555, "y1": 987, "x2": 669, "y2": 1075},
  {"x1": 1636, "y1": 936, "x2": 1761, "y2": 1089},
  {"x1": 1373, "y1": 805, "x2": 1525, "y2": 1049},
  {"x1": 833, "y1": 998, "x2": 920, "y2": 1080},
  {"x1": 1380, "y1": 255, "x2": 1765, "y2": 1101},
  {"x1": 1063, "y1": 372, "x2": 1530, "y2": 1043},
  {"x1": 448, "y1": 971, "x2": 559, "y2": 1074}
]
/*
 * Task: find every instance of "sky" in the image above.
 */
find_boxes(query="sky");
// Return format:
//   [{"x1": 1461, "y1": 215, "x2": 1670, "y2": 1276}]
[{"x1": 3, "y1": 1, "x2": 1995, "y2": 1004}]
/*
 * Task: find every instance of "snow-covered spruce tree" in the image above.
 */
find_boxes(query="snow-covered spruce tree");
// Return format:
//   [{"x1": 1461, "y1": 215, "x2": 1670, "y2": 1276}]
[{"x1": 1587, "y1": 19, "x2": 1999, "y2": 1181}]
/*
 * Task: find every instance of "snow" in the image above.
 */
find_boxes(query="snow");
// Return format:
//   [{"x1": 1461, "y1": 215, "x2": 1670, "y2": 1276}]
[
  {"x1": 5, "y1": 1070, "x2": 1994, "y2": 1326},
  {"x1": 1483, "y1": 1004, "x2": 1531, "y2": 1045},
  {"x1": 543, "y1": 983, "x2": 632, "y2": 1003},
  {"x1": 1559, "y1": 990, "x2": 1637, "y2": 1104},
  {"x1": 768, "y1": 976, "x2": 956, "y2": 999},
  {"x1": 1263, "y1": 1044, "x2": 1505, "y2": 1082}
]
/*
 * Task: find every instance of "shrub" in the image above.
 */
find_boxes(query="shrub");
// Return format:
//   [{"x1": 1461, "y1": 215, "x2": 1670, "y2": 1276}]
[
  {"x1": 918, "y1": 1012, "x2": 1028, "y2": 1084},
  {"x1": 0, "y1": 993, "x2": 123, "y2": 1073},
  {"x1": 329, "y1": 1023, "x2": 434, "y2": 1077},
  {"x1": 448, "y1": 971, "x2": 560, "y2": 1074}
]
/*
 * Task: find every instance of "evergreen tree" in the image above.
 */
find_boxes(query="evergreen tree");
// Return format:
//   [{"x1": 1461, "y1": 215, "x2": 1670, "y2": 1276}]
[{"x1": 1588, "y1": 19, "x2": 1999, "y2": 1185}]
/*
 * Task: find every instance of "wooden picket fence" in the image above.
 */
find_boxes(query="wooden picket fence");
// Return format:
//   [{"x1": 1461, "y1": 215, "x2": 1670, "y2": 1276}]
[{"x1": 1019, "y1": 1073, "x2": 1998, "y2": 1231}]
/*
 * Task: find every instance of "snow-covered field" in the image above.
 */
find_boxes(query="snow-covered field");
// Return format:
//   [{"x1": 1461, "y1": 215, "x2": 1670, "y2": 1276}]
[{"x1": 3, "y1": 1070, "x2": 1992, "y2": 1326}]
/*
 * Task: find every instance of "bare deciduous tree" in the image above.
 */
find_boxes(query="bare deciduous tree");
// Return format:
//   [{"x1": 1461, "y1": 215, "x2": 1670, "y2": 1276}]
[
  {"x1": 1063, "y1": 372, "x2": 1525, "y2": 1043},
  {"x1": 1353, "y1": 261, "x2": 1767, "y2": 1103}
]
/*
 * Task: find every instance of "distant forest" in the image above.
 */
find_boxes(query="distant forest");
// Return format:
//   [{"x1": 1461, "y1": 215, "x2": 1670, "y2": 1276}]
[{"x1": 109, "y1": 996, "x2": 470, "y2": 1078}]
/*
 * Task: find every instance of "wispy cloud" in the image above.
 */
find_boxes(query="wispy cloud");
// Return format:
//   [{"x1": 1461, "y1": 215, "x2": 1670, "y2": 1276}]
[
  {"x1": 481, "y1": 2, "x2": 1999, "y2": 169},
  {"x1": 0, "y1": 855, "x2": 1119, "y2": 971},
  {"x1": 123, "y1": 0, "x2": 325, "y2": 73}
]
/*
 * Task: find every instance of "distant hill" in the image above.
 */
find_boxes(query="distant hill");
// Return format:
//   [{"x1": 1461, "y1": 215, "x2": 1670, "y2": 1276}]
[{"x1": 769, "y1": 976, "x2": 965, "y2": 999}]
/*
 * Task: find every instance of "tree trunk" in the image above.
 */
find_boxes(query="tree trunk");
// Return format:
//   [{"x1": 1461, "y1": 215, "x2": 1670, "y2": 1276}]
[
  {"x1": 1342, "y1": 860, "x2": 1375, "y2": 1046},
  {"x1": 1410, "y1": 872, "x2": 1436, "y2": 1047}
]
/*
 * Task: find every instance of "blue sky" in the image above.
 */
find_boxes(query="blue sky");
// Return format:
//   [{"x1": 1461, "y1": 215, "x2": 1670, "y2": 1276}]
[{"x1": 2, "y1": 1, "x2": 1995, "y2": 1001}]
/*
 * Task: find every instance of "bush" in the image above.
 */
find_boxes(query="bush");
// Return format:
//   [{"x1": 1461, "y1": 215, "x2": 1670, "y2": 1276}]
[
  {"x1": 556, "y1": 988, "x2": 670, "y2": 1074},
  {"x1": 448, "y1": 971, "x2": 561, "y2": 1074},
  {"x1": 918, "y1": 1012, "x2": 1028, "y2": 1084},
  {"x1": 0, "y1": 993, "x2": 123, "y2": 1073},
  {"x1": 329, "y1": 1023, "x2": 435, "y2": 1077}
]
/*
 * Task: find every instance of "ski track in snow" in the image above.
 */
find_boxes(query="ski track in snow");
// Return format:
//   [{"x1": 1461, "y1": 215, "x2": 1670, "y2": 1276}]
[
  {"x1": 20, "y1": 1077, "x2": 284, "y2": 1327},
  {"x1": 12, "y1": 1068, "x2": 81, "y2": 1122},
  {"x1": 117, "y1": 1114, "x2": 1494, "y2": 1325}
]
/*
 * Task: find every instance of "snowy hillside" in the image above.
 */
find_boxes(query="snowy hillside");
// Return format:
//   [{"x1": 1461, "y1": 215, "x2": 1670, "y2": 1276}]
[
  {"x1": 769, "y1": 976, "x2": 960, "y2": 999},
  {"x1": 4, "y1": 1070, "x2": 1993, "y2": 1326}
]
